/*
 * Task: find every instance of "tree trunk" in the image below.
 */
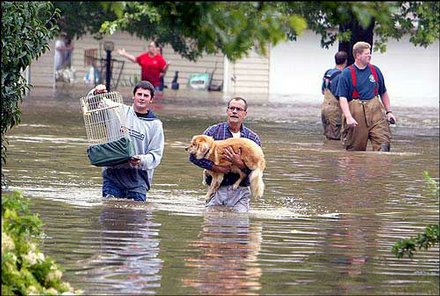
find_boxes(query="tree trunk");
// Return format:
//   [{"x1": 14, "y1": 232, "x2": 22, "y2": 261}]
[{"x1": 339, "y1": 15, "x2": 375, "y2": 65}]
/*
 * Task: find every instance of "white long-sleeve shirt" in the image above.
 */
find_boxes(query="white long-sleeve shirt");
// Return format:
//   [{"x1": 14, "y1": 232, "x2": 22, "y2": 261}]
[{"x1": 102, "y1": 105, "x2": 164, "y2": 194}]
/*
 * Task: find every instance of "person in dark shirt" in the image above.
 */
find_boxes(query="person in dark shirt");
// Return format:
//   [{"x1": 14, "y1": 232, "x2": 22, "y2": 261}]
[
  {"x1": 189, "y1": 97, "x2": 262, "y2": 212},
  {"x1": 321, "y1": 51, "x2": 348, "y2": 140},
  {"x1": 335, "y1": 41, "x2": 396, "y2": 151}
]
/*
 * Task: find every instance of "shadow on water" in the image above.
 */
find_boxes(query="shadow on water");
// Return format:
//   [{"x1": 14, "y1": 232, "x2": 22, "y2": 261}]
[{"x1": 3, "y1": 87, "x2": 439, "y2": 295}]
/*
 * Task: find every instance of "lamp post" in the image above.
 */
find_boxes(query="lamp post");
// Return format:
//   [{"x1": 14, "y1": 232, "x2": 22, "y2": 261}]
[{"x1": 103, "y1": 41, "x2": 114, "y2": 91}]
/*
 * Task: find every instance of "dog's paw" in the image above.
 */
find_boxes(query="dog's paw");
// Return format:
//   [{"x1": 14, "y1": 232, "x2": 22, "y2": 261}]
[
  {"x1": 205, "y1": 189, "x2": 217, "y2": 203},
  {"x1": 205, "y1": 194, "x2": 212, "y2": 203}
]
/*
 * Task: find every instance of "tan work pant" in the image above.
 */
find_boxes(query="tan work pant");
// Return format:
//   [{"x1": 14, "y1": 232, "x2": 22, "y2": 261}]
[
  {"x1": 321, "y1": 89, "x2": 342, "y2": 140},
  {"x1": 341, "y1": 96, "x2": 392, "y2": 151}
]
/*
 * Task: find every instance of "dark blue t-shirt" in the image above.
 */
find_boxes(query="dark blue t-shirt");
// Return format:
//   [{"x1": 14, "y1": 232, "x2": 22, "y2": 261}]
[
  {"x1": 321, "y1": 68, "x2": 342, "y2": 95},
  {"x1": 335, "y1": 64, "x2": 386, "y2": 101}
]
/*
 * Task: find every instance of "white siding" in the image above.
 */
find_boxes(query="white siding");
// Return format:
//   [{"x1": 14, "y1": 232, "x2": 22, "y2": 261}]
[
  {"x1": 29, "y1": 31, "x2": 224, "y2": 90},
  {"x1": 28, "y1": 29, "x2": 438, "y2": 108},
  {"x1": 269, "y1": 30, "x2": 439, "y2": 107},
  {"x1": 224, "y1": 48, "x2": 270, "y2": 96},
  {"x1": 29, "y1": 46, "x2": 56, "y2": 88}
]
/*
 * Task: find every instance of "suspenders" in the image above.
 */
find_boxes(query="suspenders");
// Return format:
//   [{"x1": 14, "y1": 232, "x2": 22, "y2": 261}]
[{"x1": 349, "y1": 64, "x2": 378, "y2": 99}]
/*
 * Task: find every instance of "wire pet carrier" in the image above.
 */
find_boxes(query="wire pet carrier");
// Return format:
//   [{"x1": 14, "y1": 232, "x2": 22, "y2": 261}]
[{"x1": 80, "y1": 91, "x2": 135, "y2": 166}]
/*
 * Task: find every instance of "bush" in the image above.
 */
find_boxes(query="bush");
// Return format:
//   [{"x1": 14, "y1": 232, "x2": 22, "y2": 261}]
[
  {"x1": 1, "y1": 190, "x2": 82, "y2": 295},
  {"x1": 1, "y1": 2, "x2": 59, "y2": 187},
  {"x1": 391, "y1": 171, "x2": 439, "y2": 258}
]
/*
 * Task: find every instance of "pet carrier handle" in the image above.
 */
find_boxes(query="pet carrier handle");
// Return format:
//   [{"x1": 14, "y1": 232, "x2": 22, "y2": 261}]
[
  {"x1": 80, "y1": 100, "x2": 88, "y2": 115},
  {"x1": 83, "y1": 104, "x2": 121, "y2": 115},
  {"x1": 80, "y1": 96, "x2": 123, "y2": 115}
]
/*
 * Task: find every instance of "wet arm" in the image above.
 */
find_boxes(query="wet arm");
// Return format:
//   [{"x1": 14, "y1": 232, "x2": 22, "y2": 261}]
[
  {"x1": 160, "y1": 62, "x2": 170, "y2": 77},
  {"x1": 188, "y1": 126, "x2": 226, "y2": 172},
  {"x1": 189, "y1": 154, "x2": 214, "y2": 170},
  {"x1": 339, "y1": 97, "x2": 358, "y2": 126},
  {"x1": 118, "y1": 48, "x2": 137, "y2": 63},
  {"x1": 380, "y1": 92, "x2": 391, "y2": 112},
  {"x1": 225, "y1": 135, "x2": 261, "y2": 174},
  {"x1": 380, "y1": 92, "x2": 396, "y2": 122}
]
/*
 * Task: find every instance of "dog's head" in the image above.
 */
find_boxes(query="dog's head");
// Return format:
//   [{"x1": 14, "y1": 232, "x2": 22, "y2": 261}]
[{"x1": 185, "y1": 135, "x2": 214, "y2": 159}]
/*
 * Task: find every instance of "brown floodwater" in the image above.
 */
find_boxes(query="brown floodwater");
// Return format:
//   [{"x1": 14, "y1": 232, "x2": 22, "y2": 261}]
[{"x1": 3, "y1": 86, "x2": 439, "y2": 295}]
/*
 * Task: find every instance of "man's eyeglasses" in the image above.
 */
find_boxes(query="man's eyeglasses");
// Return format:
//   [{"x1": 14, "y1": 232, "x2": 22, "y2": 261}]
[{"x1": 228, "y1": 106, "x2": 246, "y2": 112}]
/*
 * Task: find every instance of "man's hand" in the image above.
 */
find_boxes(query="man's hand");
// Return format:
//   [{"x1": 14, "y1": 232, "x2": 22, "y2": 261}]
[
  {"x1": 223, "y1": 147, "x2": 246, "y2": 170},
  {"x1": 346, "y1": 116, "x2": 358, "y2": 127},
  {"x1": 387, "y1": 112, "x2": 396, "y2": 124},
  {"x1": 211, "y1": 164, "x2": 231, "y2": 174},
  {"x1": 339, "y1": 97, "x2": 358, "y2": 128},
  {"x1": 117, "y1": 48, "x2": 136, "y2": 63},
  {"x1": 93, "y1": 84, "x2": 107, "y2": 95},
  {"x1": 117, "y1": 48, "x2": 126, "y2": 56},
  {"x1": 129, "y1": 155, "x2": 141, "y2": 168}
]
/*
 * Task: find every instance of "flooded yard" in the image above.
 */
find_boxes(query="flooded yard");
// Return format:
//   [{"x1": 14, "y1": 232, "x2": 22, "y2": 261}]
[{"x1": 3, "y1": 86, "x2": 439, "y2": 295}]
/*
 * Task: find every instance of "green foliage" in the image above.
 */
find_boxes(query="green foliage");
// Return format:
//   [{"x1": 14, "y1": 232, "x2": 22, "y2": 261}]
[
  {"x1": 392, "y1": 225, "x2": 439, "y2": 259},
  {"x1": 375, "y1": 1, "x2": 440, "y2": 52},
  {"x1": 54, "y1": 2, "x2": 438, "y2": 63},
  {"x1": 1, "y1": 2, "x2": 60, "y2": 187},
  {"x1": 1, "y1": 190, "x2": 82, "y2": 295},
  {"x1": 423, "y1": 170, "x2": 440, "y2": 197},
  {"x1": 283, "y1": 1, "x2": 439, "y2": 53},
  {"x1": 93, "y1": 2, "x2": 307, "y2": 61},
  {"x1": 53, "y1": 1, "x2": 118, "y2": 40},
  {"x1": 392, "y1": 172, "x2": 439, "y2": 259}
]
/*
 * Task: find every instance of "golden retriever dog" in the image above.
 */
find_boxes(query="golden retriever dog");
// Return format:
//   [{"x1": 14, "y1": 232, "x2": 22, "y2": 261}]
[{"x1": 186, "y1": 135, "x2": 266, "y2": 200}]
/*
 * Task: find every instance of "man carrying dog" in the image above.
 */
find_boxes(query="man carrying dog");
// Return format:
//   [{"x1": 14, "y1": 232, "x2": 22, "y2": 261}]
[{"x1": 189, "y1": 97, "x2": 262, "y2": 212}]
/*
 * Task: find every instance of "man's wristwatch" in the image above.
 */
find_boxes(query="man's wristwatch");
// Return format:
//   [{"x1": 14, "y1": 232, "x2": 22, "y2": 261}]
[{"x1": 386, "y1": 110, "x2": 393, "y2": 115}]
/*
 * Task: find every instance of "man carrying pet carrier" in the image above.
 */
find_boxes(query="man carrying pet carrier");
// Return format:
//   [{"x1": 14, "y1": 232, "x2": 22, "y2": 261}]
[
  {"x1": 87, "y1": 81, "x2": 164, "y2": 202},
  {"x1": 189, "y1": 97, "x2": 262, "y2": 212}
]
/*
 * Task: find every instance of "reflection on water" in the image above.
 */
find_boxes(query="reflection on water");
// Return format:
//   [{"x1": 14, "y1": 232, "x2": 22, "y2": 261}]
[
  {"x1": 183, "y1": 212, "x2": 262, "y2": 295},
  {"x1": 3, "y1": 87, "x2": 439, "y2": 295},
  {"x1": 80, "y1": 200, "x2": 162, "y2": 294}
]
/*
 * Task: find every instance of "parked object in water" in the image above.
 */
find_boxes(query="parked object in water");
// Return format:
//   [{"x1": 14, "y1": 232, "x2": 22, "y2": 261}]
[
  {"x1": 208, "y1": 62, "x2": 223, "y2": 92},
  {"x1": 171, "y1": 71, "x2": 179, "y2": 90},
  {"x1": 187, "y1": 62, "x2": 223, "y2": 91},
  {"x1": 187, "y1": 72, "x2": 222, "y2": 91},
  {"x1": 84, "y1": 65, "x2": 101, "y2": 85},
  {"x1": 188, "y1": 72, "x2": 210, "y2": 90},
  {"x1": 80, "y1": 90, "x2": 135, "y2": 167}
]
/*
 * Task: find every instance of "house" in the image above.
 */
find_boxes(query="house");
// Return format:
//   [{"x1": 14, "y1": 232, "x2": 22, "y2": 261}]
[{"x1": 27, "y1": 30, "x2": 439, "y2": 107}]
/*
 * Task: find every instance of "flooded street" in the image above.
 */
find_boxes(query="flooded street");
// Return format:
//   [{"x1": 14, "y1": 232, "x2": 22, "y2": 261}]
[{"x1": 3, "y1": 86, "x2": 439, "y2": 295}]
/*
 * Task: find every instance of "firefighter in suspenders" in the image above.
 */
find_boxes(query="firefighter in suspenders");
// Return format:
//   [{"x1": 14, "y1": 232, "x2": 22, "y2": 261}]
[
  {"x1": 321, "y1": 51, "x2": 348, "y2": 140},
  {"x1": 335, "y1": 41, "x2": 397, "y2": 151}
]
